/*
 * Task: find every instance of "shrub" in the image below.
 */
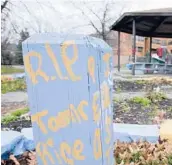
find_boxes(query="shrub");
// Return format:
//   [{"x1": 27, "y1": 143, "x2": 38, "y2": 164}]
[
  {"x1": 1, "y1": 79, "x2": 26, "y2": 94},
  {"x1": 1, "y1": 108, "x2": 29, "y2": 124},
  {"x1": 1, "y1": 115, "x2": 18, "y2": 124},
  {"x1": 11, "y1": 108, "x2": 29, "y2": 117},
  {"x1": 130, "y1": 96, "x2": 151, "y2": 107},
  {"x1": 147, "y1": 92, "x2": 167, "y2": 103}
]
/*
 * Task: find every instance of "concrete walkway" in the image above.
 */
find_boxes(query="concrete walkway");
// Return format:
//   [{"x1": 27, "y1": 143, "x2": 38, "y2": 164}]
[
  {"x1": 1, "y1": 92, "x2": 28, "y2": 103},
  {"x1": 113, "y1": 91, "x2": 172, "y2": 100},
  {"x1": 2, "y1": 90, "x2": 172, "y2": 104},
  {"x1": 113, "y1": 68, "x2": 172, "y2": 81}
]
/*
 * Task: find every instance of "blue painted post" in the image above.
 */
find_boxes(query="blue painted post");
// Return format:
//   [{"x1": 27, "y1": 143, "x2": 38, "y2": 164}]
[{"x1": 22, "y1": 33, "x2": 114, "y2": 165}]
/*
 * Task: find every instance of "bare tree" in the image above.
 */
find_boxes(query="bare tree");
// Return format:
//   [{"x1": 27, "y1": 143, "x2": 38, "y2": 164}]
[
  {"x1": 71, "y1": 0, "x2": 125, "y2": 42},
  {"x1": 1, "y1": 0, "x2": 14, "y2": 65}
]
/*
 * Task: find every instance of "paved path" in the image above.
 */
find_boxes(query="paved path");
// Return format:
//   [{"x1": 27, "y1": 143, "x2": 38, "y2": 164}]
[
  {"x1": 2, "y1": 92, "x2": 28, "y2": 103},
  {"x1": 113, "y1": 68, "x2": 172, "y2": 81},
  {"x1": 2, "y1": 90, "x2": 172, "y2": 104},
  {"x1": 113, "y1": 91, "x2": 172, "y2": 100},
  {"x1": 1, "y1": 92, "x2": 28, "y2": 115}
]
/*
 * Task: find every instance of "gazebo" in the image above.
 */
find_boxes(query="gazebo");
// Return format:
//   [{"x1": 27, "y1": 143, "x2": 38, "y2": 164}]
[{"x1": 110, "y1": 8, "x2": 172, "y2": 75}]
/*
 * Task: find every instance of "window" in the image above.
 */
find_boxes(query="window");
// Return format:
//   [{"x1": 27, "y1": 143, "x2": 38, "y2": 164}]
[
  {"x1": 137, "y1": 47, "x2": 143, "y2": 52},
  {"x1": 168, "y1": 40, "x2": 172, "y2": 45},
  {"x1": 161, "y1": 40, "x2": 167, "y2": 46},
  {"x1": 152, "y1": 39, "x2": 161, "y2": 44},
  {"x1": 151, "y1": 48, "x2": 157, "y2": 54},
  {"x1": 136, "y1": 36, "x2": 144, "y2": 41}
]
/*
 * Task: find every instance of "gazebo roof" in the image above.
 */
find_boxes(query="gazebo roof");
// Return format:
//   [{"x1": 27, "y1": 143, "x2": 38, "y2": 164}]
[{"x1": 110, "y1": 8, "x2": 172, "y2": 38}]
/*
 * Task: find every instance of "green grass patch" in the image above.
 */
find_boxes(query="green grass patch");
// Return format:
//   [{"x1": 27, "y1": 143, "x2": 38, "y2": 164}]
[
  {"x1": 113, "y1": 97, "x2": 120, "y2": 103},
  {"x1": 135, "y1": 80, "x2": 146, "y2": 85},
  {"x1": 11, "y1": 108, "x2": 29, "y2": 117},
  {"x1": 2, "y1": 108, "x2": 29, "y2": 124},
  {"x1": 1, "y1": 79, "x2": 26, "y2": 94},
  {"x1": 116, "y1": 87, "x2": 122, "y2": 94},
  {"x1": 130, "y1": 96, "x2": 151, "y2": 107},
  {"x1": 1, "y1": 66, "x2": 24, "y2": 74}
]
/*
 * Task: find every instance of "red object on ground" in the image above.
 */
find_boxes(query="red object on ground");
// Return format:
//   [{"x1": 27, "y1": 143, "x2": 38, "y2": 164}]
[{"x1": 157, "y1": 48, "x2": 163, "y2": 58}]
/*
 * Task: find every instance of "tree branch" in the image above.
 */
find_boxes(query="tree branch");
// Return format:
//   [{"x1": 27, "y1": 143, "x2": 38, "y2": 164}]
[
  {"x1": 70, "y1": 0, "x2": 101, "y2": 35},
  {"x1": 83, "y1": 1, "x2": 102, "y2": 23},
  {"x1": 1, "y1": 0, "x2": 8, "y2": 12}
]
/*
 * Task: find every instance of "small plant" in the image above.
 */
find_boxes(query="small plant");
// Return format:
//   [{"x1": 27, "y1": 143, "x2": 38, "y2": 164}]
[
  {"x1": 116, "y1": 87, "x2": 121, "y2": 93},
  {"x1": 121, "y1": 102, "x2": 130, "y2": 112},
  {"x1": 147, "y1": 92, "x2": 167, "y2": 103},
  {"x1": 135, "y1": 80, "x2": 146, "y2": 85},
  {"x1": 126, "y1": 75, "x2": 132, "y2": 79},
  {"x1": 113, "y1": 97, "x2": 120, "y2": 103},
  {"x1": 11, "y1": 108, "x2": 29, "y2": 117},
  {"x1": 130, "y1": 96, "x2": 151, "y2": 107},
  {"x1": 167, "y1": 107, "x2": 172, "y2": 113},
  {"x1": 1, "y1": 115, "x2": 18, "y2": 124},
  {"x1": 1, "y1": 108, "x2": 29, "y2": 124},
  {"x1": 167, "y1": 154, "x2": 172, "y2": 165}
]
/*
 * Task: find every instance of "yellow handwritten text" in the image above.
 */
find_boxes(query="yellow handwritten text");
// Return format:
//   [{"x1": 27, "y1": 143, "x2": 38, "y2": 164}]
[
  {"x1": 32, "y1": 100, "x2": 88, "y2": 134},
  {"x1": 61, "y1": 40, "x2": 81, "y2": 81},
  {"x1": 36, "y1": 138, "x2": 85, "y2": 165},
  {"x1": 103, "y1": 53, "x2": 111, "y2": 78},
  {"x1": 88, "y1": 56, "x2": 95, "y2": 83},
  {"x1": 45, "y1": 43, "x2": 68, "y2": 80},
  {"x1": 105, "y1": 115, "x2": 111, "y2": 144},
  {"x1": 24, "y1": 51, "x2": 49, "y2": 84},
  {"x1": 101, "y1": 81, "x2": 110, "y2": 110},
  {"x1": 93, "y1": 128, "x2": 102, "y2": 160},
  {"x1": 36, "y1": 138, "x2": 55, "y2": 165},
  {"x1": 32, "y1": 110, "x2": 49, "y2": 134}
]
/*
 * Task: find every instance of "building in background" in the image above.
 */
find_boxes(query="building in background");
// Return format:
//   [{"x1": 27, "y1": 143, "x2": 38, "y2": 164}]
[{"x1": 106, "y1": 31, "x2": 172, "y2": 66}]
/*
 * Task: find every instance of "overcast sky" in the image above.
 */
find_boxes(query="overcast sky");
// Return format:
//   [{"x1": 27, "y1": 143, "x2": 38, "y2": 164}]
[{"x1": 3, "y1": 0, "x2": 172, "y2": 42}]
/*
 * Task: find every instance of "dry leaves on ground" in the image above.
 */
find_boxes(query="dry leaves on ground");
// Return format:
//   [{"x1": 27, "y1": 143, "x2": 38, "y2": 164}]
[
  {"x1": 1, "y1": 151, "x2": 37, "y2": 165},
  {"x1": 114, "y1": 138, "x2": 172, "y2": 165}
]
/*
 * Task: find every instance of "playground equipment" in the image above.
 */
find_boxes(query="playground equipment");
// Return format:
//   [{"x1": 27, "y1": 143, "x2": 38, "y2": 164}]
[{"x1": 126, "y1": 46, "x2": 172, "y2": 74}]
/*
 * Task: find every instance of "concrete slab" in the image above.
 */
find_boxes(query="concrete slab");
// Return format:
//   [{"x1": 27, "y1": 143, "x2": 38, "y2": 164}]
[{"x1": 113, "y1": 123, "x2": 159, "y2": 143}]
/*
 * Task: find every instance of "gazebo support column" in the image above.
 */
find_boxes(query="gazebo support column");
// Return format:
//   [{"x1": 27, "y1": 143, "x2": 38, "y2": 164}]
[
  {"x1": 149, "y1": 37, "x2": 152, "y2": 63},
  {"x1": 132, "y1": 19, "x2": 136, "y2": 75},
  {"x1": 118, "y1": 31, "x2": 121, "y2": 72}
]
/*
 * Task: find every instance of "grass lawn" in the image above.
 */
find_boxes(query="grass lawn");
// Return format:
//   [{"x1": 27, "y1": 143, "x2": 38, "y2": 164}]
[{"x1": 1, "y1": 66, "x2": 24, "y2": 74}]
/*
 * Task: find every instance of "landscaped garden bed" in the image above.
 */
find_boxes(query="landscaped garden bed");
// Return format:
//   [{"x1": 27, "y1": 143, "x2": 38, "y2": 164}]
[
  {"x1": 115, "y1": 138, "x2": 172, "y2": 165},
  {"x1": 114, "y1": 92, "x2": 172, "y2": 124},
  {"x1": 1, "y1": 78, "x2": 26, "y2": 94},
  {"x1": 114, "y1": 78, "x2": 172, "y2": 92},
  {"x1": 1, "y1": 108, "x2": 31, "y2": 132}
]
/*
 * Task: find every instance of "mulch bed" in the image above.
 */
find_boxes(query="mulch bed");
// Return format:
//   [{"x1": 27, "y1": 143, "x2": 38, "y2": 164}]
[
  {"x1": 113, "y1": 79, "x2": 172, "y2": 92},
  {"x1": 114, "y1": 98, "x2": 172, "y2": 124},
  {"x1": 1, "y1": 120, "x2": 32, "y2": 132}
]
